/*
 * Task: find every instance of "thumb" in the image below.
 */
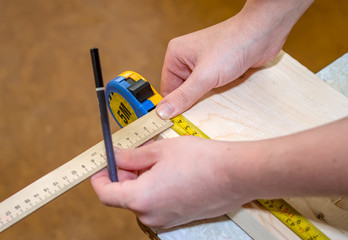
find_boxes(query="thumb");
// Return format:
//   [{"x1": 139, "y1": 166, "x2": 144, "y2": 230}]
[
  {"x1": 116, "y1": 144, "x2": 159, "y2": 171},
  {"x1": 156, "y1": 67, "x2": 214, "y2": 119}
]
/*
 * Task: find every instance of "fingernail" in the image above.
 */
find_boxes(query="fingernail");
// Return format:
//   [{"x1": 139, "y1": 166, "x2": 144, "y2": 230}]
[{"x1": 156, "y1": 102, "x2": 174, "y2": 119}]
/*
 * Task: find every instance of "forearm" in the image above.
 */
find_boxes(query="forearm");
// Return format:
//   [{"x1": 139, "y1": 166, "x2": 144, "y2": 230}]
[
  {"x1": 236, "y1": 117, "x2": 348, "y2": 200},
  {"x1": 158, "y1": 0, "x2": 314, "y2": 119},
  {"x1": 241, "y1": 0, "x2": 314, "y2": 29},
  {"x1": 234, "y1": 0, "x2": 314, "y2": 67}
]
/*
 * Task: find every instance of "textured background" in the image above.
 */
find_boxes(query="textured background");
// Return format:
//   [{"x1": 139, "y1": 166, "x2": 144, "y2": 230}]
[{"x1": 1, "y1": 0, "x2": 347, "y2": 239}]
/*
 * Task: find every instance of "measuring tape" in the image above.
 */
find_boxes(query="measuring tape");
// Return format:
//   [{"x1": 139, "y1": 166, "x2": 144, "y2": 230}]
[
  {"x1": 258, "y1": 199, "x2": 329, "y2": 240},
  {"x1": 1, "y1": 70, "x2": 329, "y2": 240},
  {"x1": 105, "y1": 71, "x2": 329, "y2": 240},
  {"x1": 105, "y1": 71, "x2": 209, "y2": 138}
]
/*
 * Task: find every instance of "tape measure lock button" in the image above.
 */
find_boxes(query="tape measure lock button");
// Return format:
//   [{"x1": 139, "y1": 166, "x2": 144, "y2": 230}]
[{"x1": 127, "y1": 79, "x2": 154, "y2": 103}]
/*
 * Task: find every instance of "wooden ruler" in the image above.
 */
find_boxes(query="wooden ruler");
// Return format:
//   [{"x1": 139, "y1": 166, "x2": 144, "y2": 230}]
[
  {"x1": 0, "y1": 107, "x2": 331, "y2": 239},
  {"x1": 0, "y1": 110, "x2": 173, "y2": 233}
]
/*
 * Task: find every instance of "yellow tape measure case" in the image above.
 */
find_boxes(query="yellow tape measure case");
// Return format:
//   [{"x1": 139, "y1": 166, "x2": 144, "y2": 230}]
[{"x1": 106, "y1": 71, "x2": 162, "y2": 128}]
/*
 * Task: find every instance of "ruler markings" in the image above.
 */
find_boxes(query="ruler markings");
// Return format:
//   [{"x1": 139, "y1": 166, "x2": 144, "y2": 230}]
[
  {"x1": 0, "y1": 110, "x2": 172, "y2": 232},
  {"x1": 2, "y1": 108, "x2": 326, "y2": 239}
]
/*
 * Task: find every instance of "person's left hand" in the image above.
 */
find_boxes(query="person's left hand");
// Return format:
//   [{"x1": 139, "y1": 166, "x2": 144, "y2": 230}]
[{"x1": 90, "y1": 136, "x2": 257, "y2": 228}]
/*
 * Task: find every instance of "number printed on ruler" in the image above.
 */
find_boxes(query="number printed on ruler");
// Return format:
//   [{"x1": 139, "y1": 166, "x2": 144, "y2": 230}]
[
  {"x1": 0, "y1": 110, "x2": 173, "y2": 232},
  {"x1": 0, "y1": 144, "x2": 107, "y2": 232}
]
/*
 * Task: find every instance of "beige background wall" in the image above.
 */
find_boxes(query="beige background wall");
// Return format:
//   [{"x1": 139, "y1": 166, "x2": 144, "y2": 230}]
[{"x1": 1, "y1": 1, "x2": 347, "y2": 239}]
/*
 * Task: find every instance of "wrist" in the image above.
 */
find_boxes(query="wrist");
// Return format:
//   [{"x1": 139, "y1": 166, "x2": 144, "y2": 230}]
[
  {"x1": 232, "y1": 0, "x2": 314, "y2": 68},
  {"x1": 217, "y1": 140, "x2": 269, "y2": 203}
]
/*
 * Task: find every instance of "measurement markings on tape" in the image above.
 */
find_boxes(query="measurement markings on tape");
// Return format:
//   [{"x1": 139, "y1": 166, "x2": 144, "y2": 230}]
[
  {"x1": 1, "y1": 68, "x2": 331, "y2": 240},
  {"x1": 257, "y1": 199, "x2": 330, "y2": 240},
  {"x1": 105, "y1": 70, "x2": 330, "y2": 240},
  {"x1": 0, "y1": 110, "x2": 173, "y2": 233}
]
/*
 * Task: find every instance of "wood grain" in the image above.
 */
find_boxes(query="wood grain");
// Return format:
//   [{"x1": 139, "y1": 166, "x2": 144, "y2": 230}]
[{"x1": 160, "y1": 51, "x2": 348, "y2": 239}]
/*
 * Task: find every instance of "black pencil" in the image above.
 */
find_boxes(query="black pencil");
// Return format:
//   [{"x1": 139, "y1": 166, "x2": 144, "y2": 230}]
[{"x1": 90, "y1": 48, "x2": 118, "y2": 182}]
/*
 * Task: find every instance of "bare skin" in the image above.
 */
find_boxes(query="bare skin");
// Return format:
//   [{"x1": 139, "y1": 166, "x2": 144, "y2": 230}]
[
  {"x1": 156, "y1": 0, "x2": 314, "y2": 119},
  {"x1": 91, "y1": 0, "x2": 348, "y2": 229}
]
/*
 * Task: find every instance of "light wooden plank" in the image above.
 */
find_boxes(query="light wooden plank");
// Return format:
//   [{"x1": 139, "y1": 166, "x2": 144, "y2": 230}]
[{"x1": 159, "y1": 51, "x2": 348, "y2": 239}]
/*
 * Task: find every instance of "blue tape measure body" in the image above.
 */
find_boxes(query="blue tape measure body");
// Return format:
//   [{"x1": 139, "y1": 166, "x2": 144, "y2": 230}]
[{"x1": 105, "y1": 71, "x2": 162, "y2": 128}]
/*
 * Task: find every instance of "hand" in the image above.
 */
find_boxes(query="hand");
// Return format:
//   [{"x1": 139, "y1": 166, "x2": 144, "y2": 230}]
[
  {"x1": 156, "y1": 0, "x2": 314, "y2": 119},
  {"x1": 90, "y1": 136, "x2": 258, "y2": 228},
  {"x1": 91, "y1": 0, "x2": 319, "y2": 229},
  {"x1": 91, "y1": 117, "x2": 348, "y2": 228}
]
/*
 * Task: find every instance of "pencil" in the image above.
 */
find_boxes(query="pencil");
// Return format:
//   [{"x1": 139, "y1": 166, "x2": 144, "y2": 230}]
[{"x1": 90, "y1": 48, "x2": 118, "y2": 182}]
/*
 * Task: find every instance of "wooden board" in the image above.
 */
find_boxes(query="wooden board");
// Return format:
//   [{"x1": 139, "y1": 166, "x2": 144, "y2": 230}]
[{"x1": 159, "y1": 51, "x2": 348, "y2": 239}]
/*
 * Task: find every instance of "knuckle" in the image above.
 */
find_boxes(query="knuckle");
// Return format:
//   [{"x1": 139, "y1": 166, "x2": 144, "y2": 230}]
[{"x1": 175, "y1": 88, "x2": 191, "y2": 106}]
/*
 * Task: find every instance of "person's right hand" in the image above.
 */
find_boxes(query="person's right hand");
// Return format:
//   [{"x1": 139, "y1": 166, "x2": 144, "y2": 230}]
[
  {"x1": 91, "y1": 136, "x2": 261, "y2": 228},
  {"x1": 156, "y1": 0, "x2": 314, "y2": 119}
]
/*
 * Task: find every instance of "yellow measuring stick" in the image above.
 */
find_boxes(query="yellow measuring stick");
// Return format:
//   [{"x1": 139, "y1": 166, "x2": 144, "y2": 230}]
[
  {"x1": 258, "y1": 199, "x2": 330, "y2": 240},
  {"x1": 171, "y1": 115, "x2": 210, "y2": 138},
  {"x1": 170, "y1": 114, "x2": 330, "y2": 240},
  {"x1": 105, "y1": 70, "x2": 330, "y2": 240},
  {"x1": 1, "y1": 68, "x2": 330, "y2": 239}
]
